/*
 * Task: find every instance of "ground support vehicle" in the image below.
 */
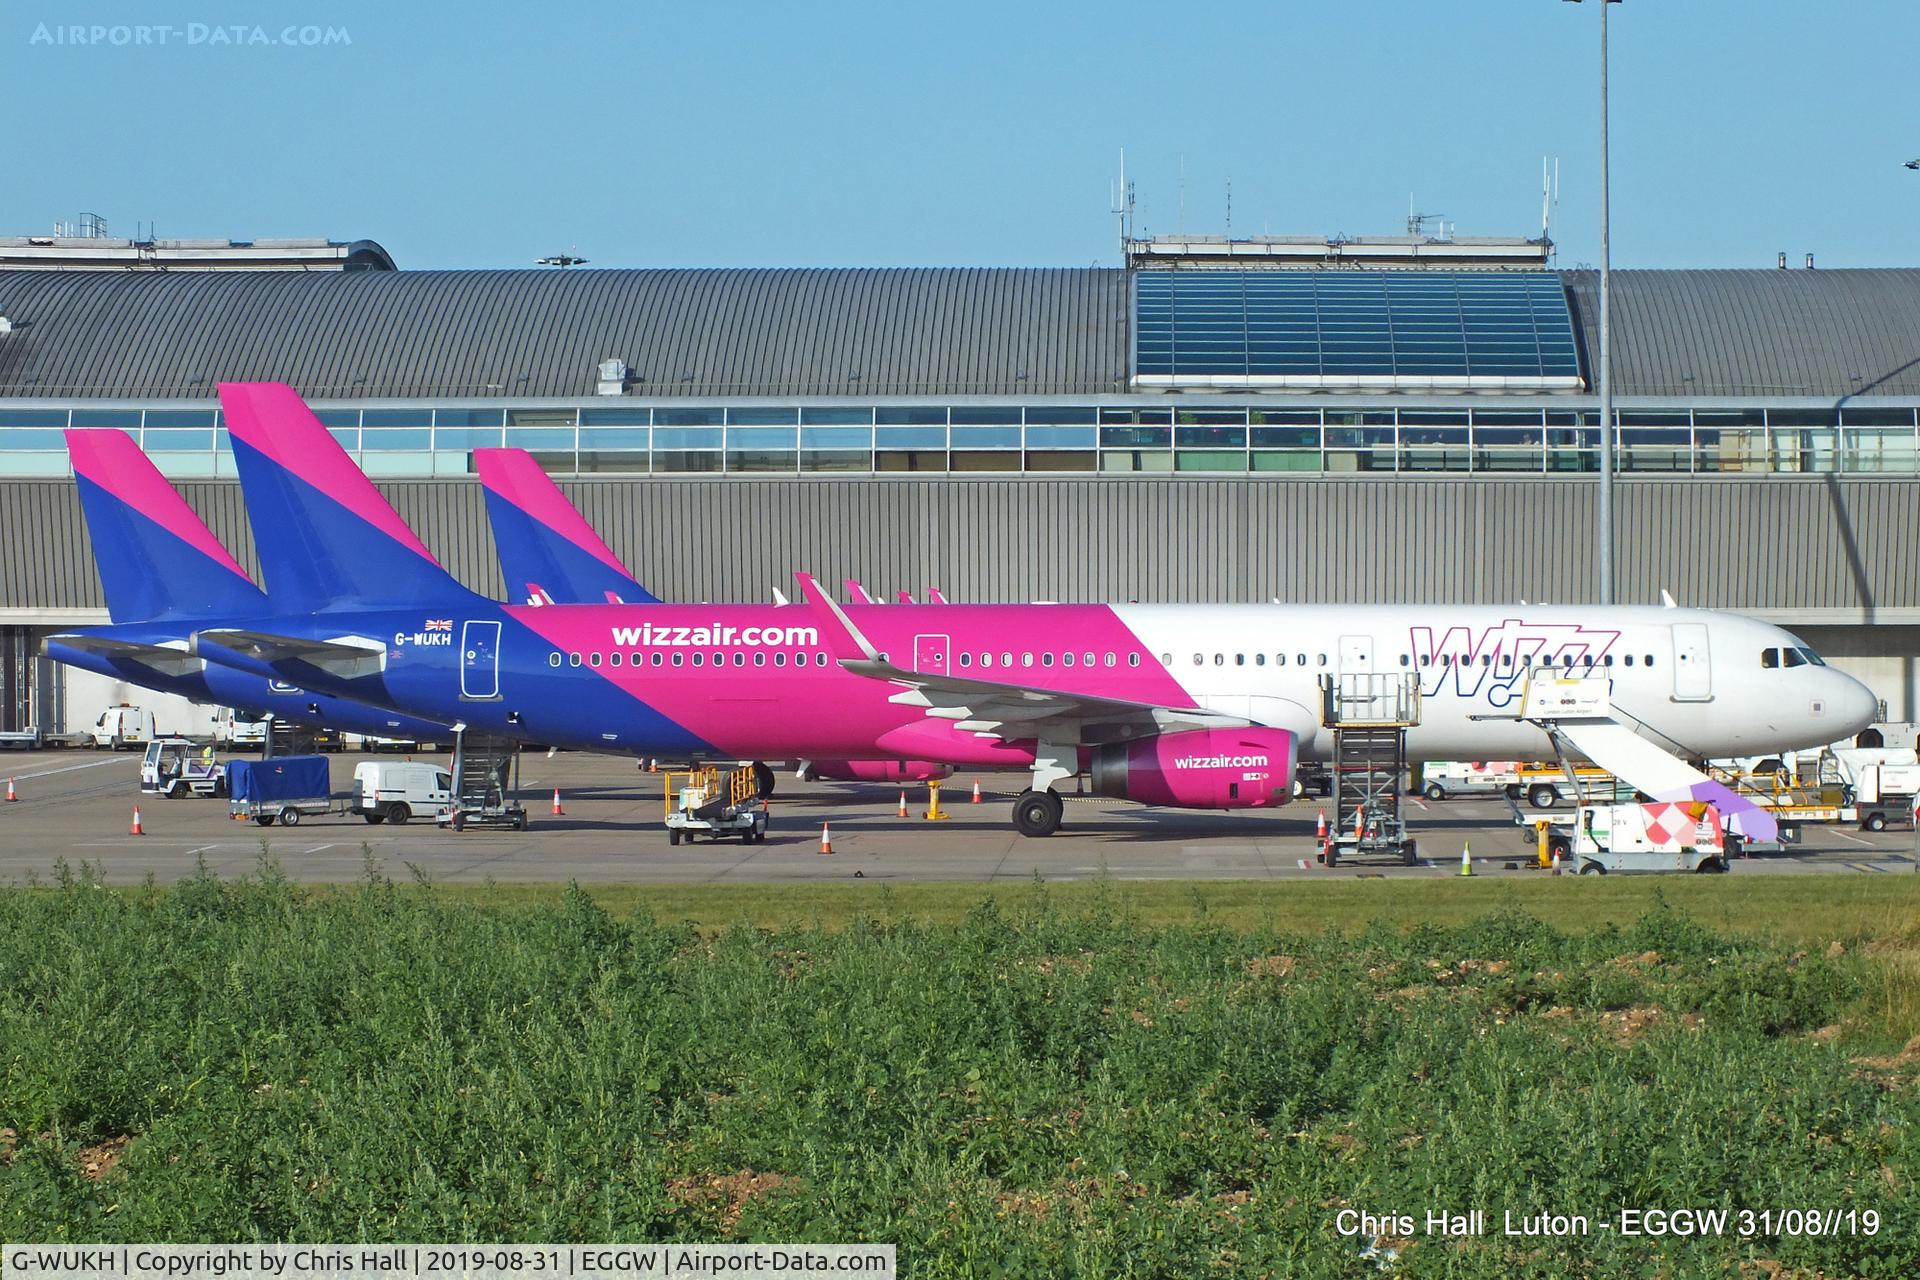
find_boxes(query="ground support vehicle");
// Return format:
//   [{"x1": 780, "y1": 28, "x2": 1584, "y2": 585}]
[{"x1": 665, "y1": 766, "x2": 768, "y2": 845}]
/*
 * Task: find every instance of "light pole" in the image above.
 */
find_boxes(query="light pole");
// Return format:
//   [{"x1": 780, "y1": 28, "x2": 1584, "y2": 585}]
[{"x1": 1567, "y1": 0, "x2": 1619, "y2": 605}]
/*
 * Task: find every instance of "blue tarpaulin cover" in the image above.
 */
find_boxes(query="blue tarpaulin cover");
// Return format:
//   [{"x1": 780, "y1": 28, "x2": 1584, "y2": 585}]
[{"x1": 226, "y1": 755, "x2": 330, "y2": 805}]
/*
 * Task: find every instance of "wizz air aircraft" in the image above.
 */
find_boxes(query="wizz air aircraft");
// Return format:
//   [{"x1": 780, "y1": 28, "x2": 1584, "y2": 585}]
[
  {"x1": 180, "y1": 383, "x2": 1876, "y2": 838},
  {"x1": 475, "y1": 446, "x2": 953, "y2": 788},
  {"x1": 45, "y1": 429, "x2": 449, "y2": 745}
]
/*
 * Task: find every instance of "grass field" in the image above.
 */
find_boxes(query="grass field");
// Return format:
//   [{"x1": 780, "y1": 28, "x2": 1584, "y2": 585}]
[{"x1": 2, "y1": 862, "x2": 1917, "y2": 1276}]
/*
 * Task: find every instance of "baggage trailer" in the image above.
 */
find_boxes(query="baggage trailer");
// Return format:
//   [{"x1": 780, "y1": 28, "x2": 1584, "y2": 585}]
[
  {"x1": 227, "y1": 755, "x2": 333, "y2": 827},
  {"x1": 664, "y1": 767, "x2": 767, "y2": 845}
]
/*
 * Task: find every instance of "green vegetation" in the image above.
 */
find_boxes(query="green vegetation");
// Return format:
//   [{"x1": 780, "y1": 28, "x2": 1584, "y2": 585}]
[{"x1": 2, "y1": 862, "x2": 1917, "y2": 1277}]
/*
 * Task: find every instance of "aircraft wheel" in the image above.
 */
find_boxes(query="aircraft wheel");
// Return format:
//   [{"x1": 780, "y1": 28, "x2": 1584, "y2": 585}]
[
  {"x1": 387, "y1": 802, "x2": 411, "y2": 826},
  {"x1": 1012, "y1": 789, "x2": 1063, "y2": 838},
  {"x1": 751, "y1": 761, "x2": 776, "y2": 799},
  {"x1": 512, "y1": 811, "x2": 529, "y2": 831}
]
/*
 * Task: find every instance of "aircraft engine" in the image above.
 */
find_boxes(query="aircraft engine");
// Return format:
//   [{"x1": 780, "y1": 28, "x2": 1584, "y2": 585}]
[{"x1": 1090, "y1": 728, "x2": 1297, "y2": 810}]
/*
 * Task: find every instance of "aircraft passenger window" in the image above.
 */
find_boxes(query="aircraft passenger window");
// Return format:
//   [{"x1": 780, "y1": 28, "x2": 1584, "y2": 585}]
[
  {"x1": 1440, "y1": 655, "x2": 1451, "y2": 667},
  {"x1": 548, "y1": 653, "x2": 561, "y2": 667},
  {"x1": 1255, "y1": 654, "x2": 1266, "y2": 667},
  {"x1": 713, "y1": 652, "x2": 724, "y2": 666},
  {"x1": 1192, "y1": 654, "x2": 1203, "y2": 666},
  {"x1": 1158, "y1": 653, "x2": 1170, "y2": 666},
  {"x1": 610, "y1": 653, "x2": 622, "y2": 667},
  {"x1": 959, "y1": 652, "x2": 973, "y2": 668},
  {"x1": 1235, "y1": 654, "x2": 1245, "y2": 666},
  {"x1": 1624, "y1": 655, "x2": 1633, "y2": 667},
  {"x1": 1042, "y1": 652, "x2": 1055, "y2": 667},
  {"x1": 1762, "y1": 648, "x2": 1779, "y2": 669},
  {"x1": 1023, "y1": 652, "x2": 1034, "y2": 667},
  {"x1": 1398, "y1": 655, "x2": 1409, "y2": 667},
  {"x1": 1129, "y1": 653, "x2": 1142, "y2": 667},
  {"x1": 1300, "y1": 654, "x2": 1309, "y2": 666},
  {"x1": 1002, "y1": 652, "x2": 1013, "y2": 667},
  {"x1": 1645, "y1": 655, "x2": 1655, "y2": 667},
  {"x1": 1317, "y1": 654, "x2": 1327, "y2": 667},
  {"x1": 568, "y1": 652, "x2": 582, "y2": 667},
  {"x1": 1061, "y1": 652, "x2": 1073, "y2": 667},
  {"x1": 691, "y1": 653, "x2": 704, "y2": 668},
  {"x1": 1214, "y1": 654, "x2": 1225, "y2": 666},
  {"x1": 590, "y1": 653, "x2": 603, "y2": 667},
  {"x1": 1276, "y1": 654, "x2": 1287, "y2": 666},
  {"x1": 1603, "y1": 655, "x2": 1613, "y2": 666},
  {"x1": 753, "y1": 652, "x2": 765, "y2": 667},
  {"x1": 1582, "y1": 655, "x2": 1594, "y2": 667},
  {"x1": 979, "y1": 652, "x2": 992, "y2": 668},
  {"x1": 1482, "y1": 655, "x2": 1492, "y2": 667},
  {"x1": 1085, "y1": 651, "x2": 1095, "y2": 667},
  {"x1": 817, "y1": 653, "x2": 829, "y2": 666},
  {"x1": 1106, "y1": 652, "x2": 1117, "y2": 667},
  {"x1": 652, "y1": 653, "x2": 665, "y2": 668},
  {"x1": 774, "y1": 653, "x2": 787, "y2": 667},
  {"x1": 1562, "y1": 654, "x2": 1574, "y2": 667},
  {"x1": 671, "y1": 653, "x2": 683, "y2": 667},
  {"x1": 1420, "y1": 654, "x2": 1431, "y2": 666},
  {"x1": 735, "y1": 652, "x2": 747, "y2": 667}
]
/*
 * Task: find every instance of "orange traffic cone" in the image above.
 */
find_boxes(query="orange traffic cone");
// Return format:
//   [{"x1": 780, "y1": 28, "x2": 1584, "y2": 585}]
[
  {"x1": 1354, "y1": 803, "x2": 1367, "y2": 840},
  {"x1": 4, "y1": 777, "x2": 15, "y2": 803},
  {"x1": 130, "y1": 805, "x2": 144, "y2": 836},
  {"x1": 1315, "y1": 808, "x2": 1326, "y2": 840},
  {"x1": 971, "y1": 779, "x2": 982, "y2": 804},
  {"x1": 551, "y1": 788, "x2": 565, "y2": 816},
  {"x1": 897, "y1": 790, "x2": 909, "y2": 818},
  {"x1": 818, "y1": 822, "x2": 834, "y2": 855}
]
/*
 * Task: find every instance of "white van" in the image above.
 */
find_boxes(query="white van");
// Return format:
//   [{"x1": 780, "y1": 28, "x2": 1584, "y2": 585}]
[
  {"x1": 352, "y1": 761, "x2": 453, "y2": 825},
  {"x1": 91, "y1": 705, "x2": 156, "y2": 750}
]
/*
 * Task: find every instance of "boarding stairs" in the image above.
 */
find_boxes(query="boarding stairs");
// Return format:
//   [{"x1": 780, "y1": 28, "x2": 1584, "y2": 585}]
[
  {"x1": 447, "y1": 728, "x2": 527, "y2": 830},
  {"x1": 1320, "y1": 673, "x2": 1421, "y2": 866},
  {"x1": 263, "y1": 717, "x2": 321, "y2": 758}
]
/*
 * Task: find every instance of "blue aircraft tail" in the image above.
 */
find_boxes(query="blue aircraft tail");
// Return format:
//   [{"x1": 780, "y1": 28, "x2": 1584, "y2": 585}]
[
  {"x1": 474, "y1": 448, "x2": 659, "y2": 604},
  {"x1": 66, "y1": 429, "x2": 268, "y2": 623},
  {"x1": 218, "y1": 382, "x2": 477, "y2": 610}
]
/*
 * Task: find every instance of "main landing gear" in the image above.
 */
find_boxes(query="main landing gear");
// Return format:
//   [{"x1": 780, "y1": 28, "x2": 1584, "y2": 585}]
[{"x1": 1013, "y1": 788, "x2": 1064, "y2": 837}]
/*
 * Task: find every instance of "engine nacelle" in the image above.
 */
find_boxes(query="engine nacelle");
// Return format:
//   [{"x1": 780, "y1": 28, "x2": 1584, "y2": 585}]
[
  {"x1": 802, "y1": 759, "x2": 954, "y2": 784},
  {"x1": 1090, "y1": 728, "x2": 1297, "y2": 810}
]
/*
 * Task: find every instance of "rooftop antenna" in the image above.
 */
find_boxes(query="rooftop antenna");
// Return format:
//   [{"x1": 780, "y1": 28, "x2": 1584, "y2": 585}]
[
  {"x1": 1178, "y1": 155, "x2": 1186, "y2": 235},
  {"x1": 1107, "y1": 148, "x2": 1135, "y2": 256},
  {"x1": 1225, "y1": 176, "x2": 1232, "y2": 237},
  {"x1": 1540, "y1": 156, "x2": 1561, "y2": 250},
  {"x1": 1406, "y1": 196, "x2": 1447, "y2": 239}
]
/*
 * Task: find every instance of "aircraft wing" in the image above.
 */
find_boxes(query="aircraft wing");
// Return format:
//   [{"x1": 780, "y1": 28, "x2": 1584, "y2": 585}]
[
  {"x1": 44, "y1": 633, "x2": 203, "y2": 679},
  {"x1": 794, "y1": 572, "x2": 1245, "y2": 745},
  {"x1": 191, "y1": 629, "x2": 388, "y2": 680}
]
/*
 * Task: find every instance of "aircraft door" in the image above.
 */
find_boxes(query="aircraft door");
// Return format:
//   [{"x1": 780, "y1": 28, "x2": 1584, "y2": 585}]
[
  {"x1": 461, "y1": 620, "x2": 502, "y2": 700},
  {"x1": 1670, "y1": 623, "x2": 1712, "y2": 701},
  {"x1": 1338, "y1": 634, "x2": 1375, "y2": 674},
  {"x1": 913, "y1": 633, "x2": 951, "y2": 677}
]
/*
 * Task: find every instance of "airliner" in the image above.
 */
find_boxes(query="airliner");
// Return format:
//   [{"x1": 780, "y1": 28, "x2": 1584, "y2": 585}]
[
  {"x1": 45, "y1": 428, "x2": 449, "y2": 745},
  {"x1": 475, "y1": 445, "x2": 954, "y2": 789},
  {"x1": 158, "y1": 383, "x2": 1878, "y2": 838}
]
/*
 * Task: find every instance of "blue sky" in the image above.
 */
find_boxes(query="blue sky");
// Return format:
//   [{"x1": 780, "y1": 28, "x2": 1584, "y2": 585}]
[{"x1": 3, "y1": 0, "x2": 1915, "y2": 270}]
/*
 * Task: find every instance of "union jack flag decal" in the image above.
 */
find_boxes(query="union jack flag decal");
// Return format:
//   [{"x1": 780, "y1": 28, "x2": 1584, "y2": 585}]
[{"x1": 425, "y1": 618, "x2": 453, "y2": 631}]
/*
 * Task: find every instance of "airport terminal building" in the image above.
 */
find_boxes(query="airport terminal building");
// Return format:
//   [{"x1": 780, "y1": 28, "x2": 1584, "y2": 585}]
[{"x1": 0, "y1": 231, "x2": 1916, "y2": 734}]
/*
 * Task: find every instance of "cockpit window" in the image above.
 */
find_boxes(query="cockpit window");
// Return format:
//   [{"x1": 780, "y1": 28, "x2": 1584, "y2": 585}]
[
  {"x1": 1798, "y1": 646, "x2": 1826, "y2": 667},
  {"x1": 1782, "y1": 648, "x2": 1806, "y2": 668},
  {"x1": 1761, "y1": 648, "x2": 1779, "y2": 669}
]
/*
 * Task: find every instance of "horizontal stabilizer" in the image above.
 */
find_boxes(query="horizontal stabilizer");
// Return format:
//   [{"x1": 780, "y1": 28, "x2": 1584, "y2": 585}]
[
  {"x1": 192, "y1": 629, "x2": 387, "y2": 681},
  {"x1": 43, "y1": 633, "x2": 203, "y2": 679},
  {"x1": 1552, "y1": 720, "x2": 1778, "y2": 842}
]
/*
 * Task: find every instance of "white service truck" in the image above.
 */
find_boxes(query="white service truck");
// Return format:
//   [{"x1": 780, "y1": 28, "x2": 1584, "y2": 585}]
[
  {"x1": 1854, "y1": 764, "x2": 1920, "y2": 832},
  {"x1": 90, "y1": 705, "x2": 157, "y2": 750},
  {"x1": 1552, "y1": 801, "x2": 1733, "y2": 875},
  {"x1": 352, "y1": 760, "x2": 453, "y2": 825}
]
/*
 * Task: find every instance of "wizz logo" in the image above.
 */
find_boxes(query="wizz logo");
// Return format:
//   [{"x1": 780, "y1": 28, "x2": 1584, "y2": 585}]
[{"x1": 1409, "y1": 620, "x2": 1619, "y2": 708}]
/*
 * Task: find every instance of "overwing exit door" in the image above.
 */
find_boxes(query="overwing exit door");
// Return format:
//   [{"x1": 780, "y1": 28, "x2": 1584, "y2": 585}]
[{"x1": 914, "y1": 634, "x2": 951, "y2": 676}]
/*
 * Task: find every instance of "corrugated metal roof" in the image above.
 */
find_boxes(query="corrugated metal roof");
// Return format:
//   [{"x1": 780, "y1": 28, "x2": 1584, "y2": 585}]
[
  {"x1": 1564, "y1": 268, "x2": 1920, "y2": 398},
  {"x1": 0, "y1": 267, "x2": 1132, "y2": 399},
  {"x1": 2, "y1": 265, "x2": 1918, "y2": 401}
]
